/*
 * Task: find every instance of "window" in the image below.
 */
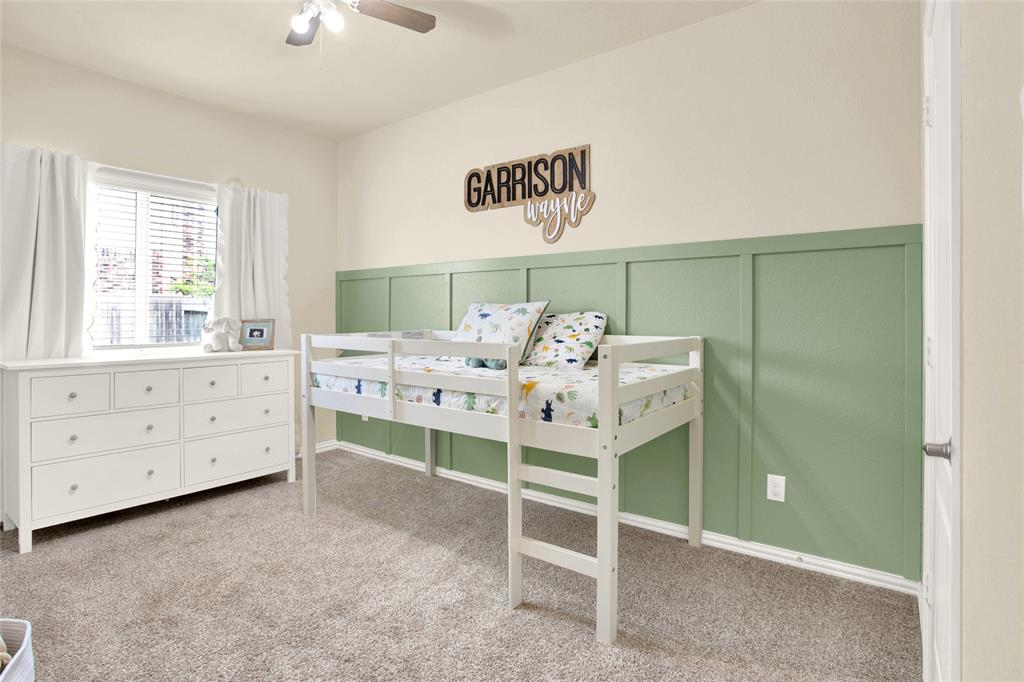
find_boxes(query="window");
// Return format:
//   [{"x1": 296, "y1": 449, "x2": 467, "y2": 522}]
[{"x1": 88, "y1": 169, "x2": 218, "y2": 347}]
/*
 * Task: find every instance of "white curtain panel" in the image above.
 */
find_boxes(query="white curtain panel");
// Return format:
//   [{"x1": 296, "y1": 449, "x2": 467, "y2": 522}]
[
  {"x1": 0, "y1": 144, "x2": 88, "y2": 361},
  {"x1": 213, "y1": 184, "x2": 292, "y2": 350}
]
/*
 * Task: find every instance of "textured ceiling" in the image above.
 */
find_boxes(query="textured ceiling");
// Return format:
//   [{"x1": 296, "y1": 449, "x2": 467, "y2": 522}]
[{"x1": 1, "y1": 0, "x2": 752, "y2": 138}]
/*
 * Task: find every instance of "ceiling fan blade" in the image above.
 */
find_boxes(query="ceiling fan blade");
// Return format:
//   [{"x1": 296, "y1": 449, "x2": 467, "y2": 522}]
[
  {"x1": 286, "y1": 15, "x2": 321, "y2": 46},
  {"x1": 355, "y1": 0, "x2": 436, "y2": 33}
]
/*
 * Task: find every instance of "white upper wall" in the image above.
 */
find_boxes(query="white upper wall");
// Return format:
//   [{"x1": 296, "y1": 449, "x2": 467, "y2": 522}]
[
  {"x1": 336, "y1": 1, "x2": 922, "y2": 271},
  {"x1": 959, "y1": 2, "x2": 1024, "y2": 679},
  {"x1": 1, "y1": 46, "x2": 340, "y2": 440},
  {"x1": 1, "y1": 46, "x2": 339, "y2": 346}
]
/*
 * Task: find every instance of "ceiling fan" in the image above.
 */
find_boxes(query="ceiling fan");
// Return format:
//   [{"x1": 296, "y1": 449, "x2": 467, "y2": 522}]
[{"x1": 286, "y1": 0, "x2": 436, "y2": 46}]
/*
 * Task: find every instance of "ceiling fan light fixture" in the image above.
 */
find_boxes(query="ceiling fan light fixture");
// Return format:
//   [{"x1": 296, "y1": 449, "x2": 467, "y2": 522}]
[
  {"x1": 285, "y1": 0, "x2": 434, "y2": 46},
  {"x1": 322, "y1": 5, "x2": 345, "y2": 33},
  {"x1": 290, "y1": 4, "x2": 315, "y2": 34}
]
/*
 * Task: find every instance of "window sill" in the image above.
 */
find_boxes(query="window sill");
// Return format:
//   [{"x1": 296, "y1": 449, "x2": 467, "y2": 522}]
[
  {"x1": 85, "y1": 345, "x2": 207, "y2": 362},
  {"x1": 91, "y1": 343, "x2": 201, "y2": 353}
]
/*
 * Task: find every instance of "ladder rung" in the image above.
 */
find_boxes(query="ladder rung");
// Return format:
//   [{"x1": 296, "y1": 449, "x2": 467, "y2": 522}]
[
  {"x1": 518, "y1": 463, "x2": 598, "y2": 497},
  {"x1": 519, "y1": 537, "x2": 598, "y2": 578}
]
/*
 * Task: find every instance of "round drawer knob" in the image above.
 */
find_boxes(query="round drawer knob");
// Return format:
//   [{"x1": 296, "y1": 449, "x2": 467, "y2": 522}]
[
  {"x1": 263, "y1": 375, "x2": 270, "y2": 381},
  {"x1": 264, "y1": 408, "x2": 271, "y2": 415},
  {"x1": 210, "y1": 457, "x2": 218, "y2": 464},
  {"x1": 68, "y1": 391, "x2": 77, "y2": 400},
  {"x1": 146, "y1": 424, "x2": 154, "y2": 432},
  {"x1": 69, "y1": 434, "x2": 78, "y2": 443},
  {"x1": 145, "y1": 385, "x2": 153, "y2": 393},
  {"x1": 209, "y1": 380, "x2": 216, "y2": 387},
  {"x1": 209, "y1": 415, "x2": 217, "y2": 423},
  {"x1": 69, "y1": 483, "x2": 79, "y2": 492},
  {"x1": 146, "y1": 469, "x2": 155, "y2": 477},
  {"x1": 265, "y1": 446, "x2": 271, "y2": 453}
]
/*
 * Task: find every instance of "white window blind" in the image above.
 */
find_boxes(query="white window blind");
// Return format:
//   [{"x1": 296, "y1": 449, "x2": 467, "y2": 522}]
[{"x1": 89, "y1": 171, "x2": 218, "y2": 347}]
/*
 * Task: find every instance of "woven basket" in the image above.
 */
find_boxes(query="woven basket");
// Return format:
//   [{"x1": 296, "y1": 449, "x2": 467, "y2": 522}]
[{"x1": 0, "y1": 620, "x2": 33, "y2": 682}]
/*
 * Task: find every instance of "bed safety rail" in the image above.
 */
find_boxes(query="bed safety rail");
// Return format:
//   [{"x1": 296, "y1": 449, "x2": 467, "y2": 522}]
[
  {"x1": 300, "y1": 330, "x2": 703, "y2": 645},
  {"x1": 306, "y1": 329, "x2": 510, "y2": 361}
]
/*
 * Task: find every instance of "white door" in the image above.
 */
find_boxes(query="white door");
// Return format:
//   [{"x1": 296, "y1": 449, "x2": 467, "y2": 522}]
[{"x1": 921, "y1": 1, "x2": 961, "y2": 680}]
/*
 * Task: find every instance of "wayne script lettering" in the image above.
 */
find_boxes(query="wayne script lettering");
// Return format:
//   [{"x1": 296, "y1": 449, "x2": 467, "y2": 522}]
[{"x1": 464, "y1": 145, "x2": 596, "y2": 243}]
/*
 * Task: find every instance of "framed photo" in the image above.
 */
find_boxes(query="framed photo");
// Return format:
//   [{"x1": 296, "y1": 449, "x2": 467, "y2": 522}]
[{"x1": 239, "y1": 319, "x2": 275, "y2": 351}]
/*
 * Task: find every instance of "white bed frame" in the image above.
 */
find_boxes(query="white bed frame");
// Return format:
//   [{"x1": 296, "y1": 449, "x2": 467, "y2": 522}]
[{"x1": 300, "y1": 330, "x2": 704, "y2": 644}]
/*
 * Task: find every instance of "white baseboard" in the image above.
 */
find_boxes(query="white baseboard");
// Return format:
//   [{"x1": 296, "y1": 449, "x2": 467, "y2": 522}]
[
  {"x1": 320, "y1": 439, "x2": 921, "y2": 596},
  {"x1": 314, "y1": 439, "x2": 343, "y2": 454}
]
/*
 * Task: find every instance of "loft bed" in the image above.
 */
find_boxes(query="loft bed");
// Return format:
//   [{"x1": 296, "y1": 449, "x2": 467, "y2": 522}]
[{"x1": 300, "y1": 329, "x2": 704, "y2": 644}]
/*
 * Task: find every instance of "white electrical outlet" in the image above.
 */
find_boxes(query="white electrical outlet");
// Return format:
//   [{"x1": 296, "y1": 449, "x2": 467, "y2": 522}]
[{"x1": 767, "y1": 474, "x2": 786, "y2": 502}]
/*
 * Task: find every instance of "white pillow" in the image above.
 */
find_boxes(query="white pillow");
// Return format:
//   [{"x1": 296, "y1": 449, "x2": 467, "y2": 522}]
[
  {"x1": 522, "y1": 311, "x2": 607, "y2": 369},
  {"x1": 451, "y1": 301, "x2": 550, "y2": 367}
]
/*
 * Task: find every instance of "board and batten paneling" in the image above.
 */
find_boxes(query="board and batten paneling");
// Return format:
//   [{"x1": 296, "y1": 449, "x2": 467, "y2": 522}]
[
  {"x1": 627, "y1": 256, "x2": 744, "y2": 537},
  {"x1": 334, "y1": 225, "x2": 923, "y2": 579},
  {"x1": 387, "y1": 274, "x2": 448, "y2": 462},
  {"x1": 336, "y1": 277, "x2": 389, "y2": 453}
]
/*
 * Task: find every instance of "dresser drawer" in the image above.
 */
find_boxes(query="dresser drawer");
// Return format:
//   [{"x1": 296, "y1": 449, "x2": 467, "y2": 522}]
[
  {"x1": 32, "y1": 444, "x2": 180, "y2": 520},
  {"x1": 31, "y1": 406, "x2": 181, "y2": 463},
  {"x1": 183, "y1": 393, "x2": 290, "y2": 438},
  {"x1": 31, "y1": 373, "x2": 110, "y2": 418},
  {"x1": 184, "y1": 425, "x2": 290, "y2": 486},
  {"x1": 115, "y1": 369, "x2": 179, "y2": 409},
  {"x1": 183, "y1": 365, "x2": 238, "y2": 402},
  {"x1": 240, "y1": 361, "x2": 289, "y2": 395}
]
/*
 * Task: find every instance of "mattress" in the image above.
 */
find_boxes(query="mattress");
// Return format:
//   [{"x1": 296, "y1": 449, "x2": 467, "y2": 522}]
[{"x1": 312, "y1": 354, "x2": 688, "y2": 428}]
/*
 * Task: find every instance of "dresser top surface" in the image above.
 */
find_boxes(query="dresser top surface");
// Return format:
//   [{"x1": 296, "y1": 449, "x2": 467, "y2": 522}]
[{"x1": 0, "y1": 347, "x2": 298, "y2": 371}]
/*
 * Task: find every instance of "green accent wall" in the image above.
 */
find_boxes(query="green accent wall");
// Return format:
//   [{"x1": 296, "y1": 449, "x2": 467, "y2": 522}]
[{"x1": 335, "y1": 225, "x2": 923, "y2": 579}]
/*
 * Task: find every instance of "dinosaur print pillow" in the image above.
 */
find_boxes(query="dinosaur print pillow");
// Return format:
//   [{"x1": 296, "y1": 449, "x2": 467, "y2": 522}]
[
  {"x1": 451, "y1": 301, "x2": 550, "y2": 369},
  {"x1": 522, "y1": 311, "x2": 607, "y2": 369}
]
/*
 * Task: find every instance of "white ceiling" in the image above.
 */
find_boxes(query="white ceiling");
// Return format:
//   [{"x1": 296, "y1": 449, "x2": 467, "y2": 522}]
[{"x1": 1, "y1": 0, "x2": 751, "y2": 139}]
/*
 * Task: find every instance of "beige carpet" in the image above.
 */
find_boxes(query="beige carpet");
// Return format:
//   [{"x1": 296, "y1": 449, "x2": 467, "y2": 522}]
[{"x1": 1, "y1": 450, "x2": 921, "y2": 681}]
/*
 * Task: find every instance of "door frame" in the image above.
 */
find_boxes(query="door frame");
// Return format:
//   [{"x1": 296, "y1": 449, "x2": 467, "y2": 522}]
[{"x1": 921, "y1": 0, "x2": 962, "y2": 679}]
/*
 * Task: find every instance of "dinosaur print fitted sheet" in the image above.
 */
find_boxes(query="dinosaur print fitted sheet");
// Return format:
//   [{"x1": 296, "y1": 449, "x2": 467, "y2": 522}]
[{"x1": 311, "y1": 354, "x2": 689, "y2": 428}]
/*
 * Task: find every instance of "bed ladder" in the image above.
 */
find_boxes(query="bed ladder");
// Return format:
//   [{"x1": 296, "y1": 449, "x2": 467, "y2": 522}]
[
  {"x1": 505, "y1": 343, "x2": 704, "y2": 645},
  {"x1": 509, "y1": 450, "x2": 629, "y2": 643}
]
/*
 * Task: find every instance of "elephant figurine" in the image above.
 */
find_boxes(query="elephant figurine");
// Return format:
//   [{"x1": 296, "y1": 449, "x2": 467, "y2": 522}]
[{"x1": 202, "y1": 317, "x2": 242, "y2": 352}]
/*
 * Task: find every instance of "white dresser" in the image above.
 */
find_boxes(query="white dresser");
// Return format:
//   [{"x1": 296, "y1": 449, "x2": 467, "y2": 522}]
[{"x1": 0, "y1": 348, "x2": 297, "y2": 553}]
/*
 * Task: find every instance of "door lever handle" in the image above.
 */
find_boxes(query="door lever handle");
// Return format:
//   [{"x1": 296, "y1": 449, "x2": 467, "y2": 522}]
[{"x1": 922, "y1": 439, "x2": 952, "y2": 460}]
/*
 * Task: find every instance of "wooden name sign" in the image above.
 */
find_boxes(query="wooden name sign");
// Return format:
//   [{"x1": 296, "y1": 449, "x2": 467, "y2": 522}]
[{"x1": 464, "y1": 144, "x2": 596, "y2": 243}]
